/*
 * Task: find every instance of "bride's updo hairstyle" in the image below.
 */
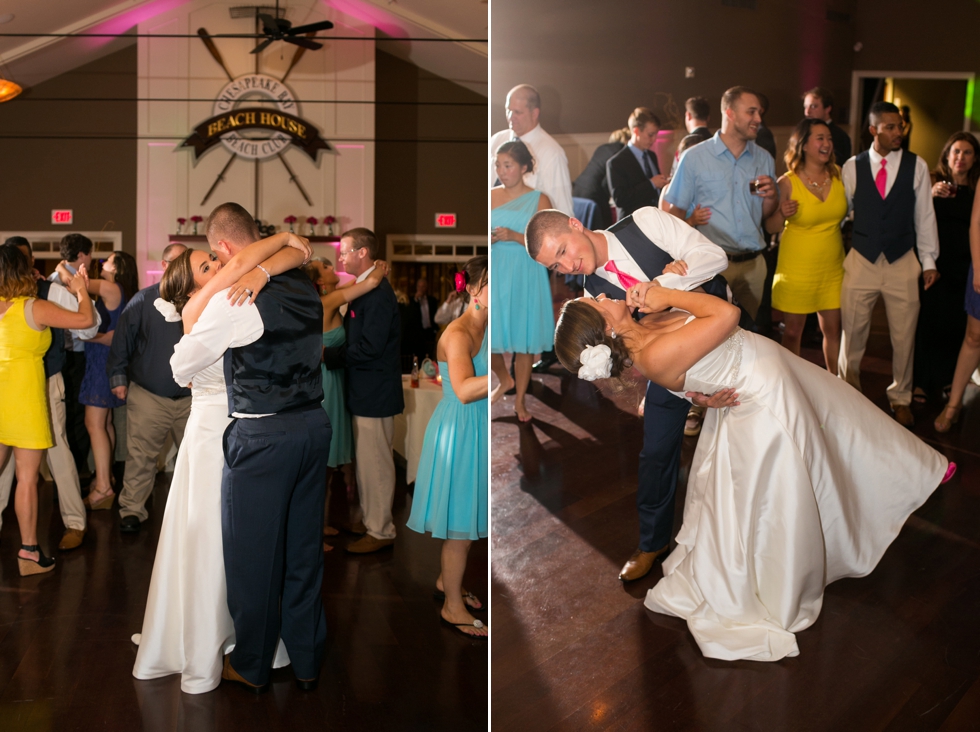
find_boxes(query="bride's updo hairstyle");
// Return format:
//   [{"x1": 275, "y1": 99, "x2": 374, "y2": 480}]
[
  {"x1": 554, "y1": 300, "x2": 633, "y2": 380},
  {"x1": 159, "y1": 248, "x2": 196, "y2": 315}
]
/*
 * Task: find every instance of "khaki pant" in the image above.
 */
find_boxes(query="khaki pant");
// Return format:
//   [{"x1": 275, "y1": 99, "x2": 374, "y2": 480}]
[
  {"x1": 0, "y1": 373, "x2": 86, "y2": 532},
  {"x1": 838, "y1": 248, "x2": 921, "y2": 407},
  {"x1": 723, "y1": 253, "x2": 767, "y2": 321},
  {"x1": 352, "y1": 415, "x2": 396, "y2": 540},
  {"x1": 118, "y1": 382, "x2": 190, "y2": 522}
]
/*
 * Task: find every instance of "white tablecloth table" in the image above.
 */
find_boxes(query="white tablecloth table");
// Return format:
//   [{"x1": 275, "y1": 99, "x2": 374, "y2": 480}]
[{"x1": 393, "y1": 375, "x2": 443, "y2": 484}]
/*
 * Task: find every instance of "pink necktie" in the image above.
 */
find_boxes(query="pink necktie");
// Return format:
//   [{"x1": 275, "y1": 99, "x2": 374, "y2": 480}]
[
  {"x1": 604, "y1": 260, "x2": 640, "y2": 291},
  {"x1": 875, "y1": 158, "x2": 887, "y2": 198}
]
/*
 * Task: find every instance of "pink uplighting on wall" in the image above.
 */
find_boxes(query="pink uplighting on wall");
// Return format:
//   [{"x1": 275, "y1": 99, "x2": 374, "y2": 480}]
[
  {"x1": 322, "y1": 0, "x2": 407, "y2": 39},
  {"x1": 79, "y1": 0, "x2": 190, "y2": 52}
]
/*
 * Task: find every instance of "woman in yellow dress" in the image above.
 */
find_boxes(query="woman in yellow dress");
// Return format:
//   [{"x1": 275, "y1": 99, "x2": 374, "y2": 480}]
[
  {"x1": 765, "y1": 118, "x2": 848, "y2": 372},
  {"x1": 0, "y1": 244, "x2": 95, "y2": 575}
]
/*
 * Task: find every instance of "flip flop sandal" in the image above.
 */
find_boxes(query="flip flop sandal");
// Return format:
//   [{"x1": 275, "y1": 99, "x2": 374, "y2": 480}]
[{"x1": 440, "y1": 617, "x2": 488, "y2": 638}]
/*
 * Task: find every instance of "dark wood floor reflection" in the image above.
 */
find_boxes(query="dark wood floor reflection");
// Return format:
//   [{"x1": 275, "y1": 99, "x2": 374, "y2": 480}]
[
  {"x1": 491, "y1": 328, "x2": 980, "y2": 731},
  {"x1": 0, "y1": 465, "x2": 487, "y2": 731}
]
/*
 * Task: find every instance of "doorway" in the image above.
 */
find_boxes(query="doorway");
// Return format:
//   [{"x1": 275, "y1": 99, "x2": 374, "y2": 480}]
[{"x1": 849, "y1": 71, "x2": 975, "y2": 167}]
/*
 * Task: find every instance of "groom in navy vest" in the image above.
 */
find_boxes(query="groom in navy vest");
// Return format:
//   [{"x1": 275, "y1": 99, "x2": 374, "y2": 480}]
[
  {"x1": 528, "y1": 206, "x2": 750, "y2": 581},
  {"x1": 186, "y1": 203, "x2": 331, "y2": 693}
]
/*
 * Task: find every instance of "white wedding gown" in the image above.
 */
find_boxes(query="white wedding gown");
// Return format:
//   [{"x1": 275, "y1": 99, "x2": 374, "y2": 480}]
[
  {"x1": 644, "y1": 321, "x2": 948, "y2": 662},
  {"x1": 132, "y1": 359, "x2": 289, "y2": 693}
]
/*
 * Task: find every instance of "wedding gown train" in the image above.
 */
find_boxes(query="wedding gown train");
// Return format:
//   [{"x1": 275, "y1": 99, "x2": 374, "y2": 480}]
[
  {"x1": 643, "y1": 322, "x2": 948, "y2": 662},
  {"x1": 132, "y1": 359, "x2": 289, "y2": 693}
]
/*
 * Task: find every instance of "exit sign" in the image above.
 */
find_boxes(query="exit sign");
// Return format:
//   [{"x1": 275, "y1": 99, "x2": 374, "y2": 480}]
[
  {"x1": 435, "y1": 213, "x2": 457, "y2": 228},
  {"x1": 51, "y1": 209, "x2": 73, "y2": 225}
]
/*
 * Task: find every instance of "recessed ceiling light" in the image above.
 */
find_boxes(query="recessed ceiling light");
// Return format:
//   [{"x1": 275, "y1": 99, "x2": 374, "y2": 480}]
[{"x1": 0, "y1": 14, "x2": 14, "y2": 25}]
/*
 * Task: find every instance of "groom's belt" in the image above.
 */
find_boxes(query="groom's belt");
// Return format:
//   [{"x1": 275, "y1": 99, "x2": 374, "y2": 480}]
[{"x1": 725, "y1": 249, "x2": 763, "y2": 263}]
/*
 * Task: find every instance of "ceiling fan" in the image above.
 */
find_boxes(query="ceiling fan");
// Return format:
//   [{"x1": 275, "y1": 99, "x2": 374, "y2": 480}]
[{"x1": 251, "y1": 1, "x2": 334, "y2": 54}]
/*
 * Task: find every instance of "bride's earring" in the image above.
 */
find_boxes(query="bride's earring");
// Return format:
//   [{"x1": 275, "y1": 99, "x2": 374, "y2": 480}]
[{"x1": 610, "y1": 328, "x2": 617, "y2": 339}]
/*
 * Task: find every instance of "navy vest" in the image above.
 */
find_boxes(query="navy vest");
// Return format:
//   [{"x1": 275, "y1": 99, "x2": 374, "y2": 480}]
[
  {"x1": 224, "y1": 269, "x2": 323, "y2": 415},
  {"x1": 852, "y1": 150, "x2": 917, "y2": 263},
  {"x1": 36, "y1": 280, "x2": 65, "y2": 379},
  {"x1": 585, "y1": 215, "x2": 732, "y2": 303}
]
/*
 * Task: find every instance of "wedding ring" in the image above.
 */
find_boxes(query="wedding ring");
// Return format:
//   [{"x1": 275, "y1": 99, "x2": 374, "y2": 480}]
[{"x1": 244, "y1": 289, "x2": 253, "y2": 296}]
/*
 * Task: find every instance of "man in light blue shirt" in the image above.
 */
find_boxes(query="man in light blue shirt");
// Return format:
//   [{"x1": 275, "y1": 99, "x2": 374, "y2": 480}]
[{"x1": 665, "y1": 86, "x2": 778, "y2": 321}]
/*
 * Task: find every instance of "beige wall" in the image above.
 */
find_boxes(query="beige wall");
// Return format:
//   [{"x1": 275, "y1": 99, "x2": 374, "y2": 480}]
[{"x1": 0, "y1": 46, "x2": 138, "y2": 254}]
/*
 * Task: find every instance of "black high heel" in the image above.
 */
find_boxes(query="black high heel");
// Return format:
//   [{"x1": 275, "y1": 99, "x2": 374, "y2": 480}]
[{"x1": 18, "y1": 544, "x2": 55, "y2": 577}]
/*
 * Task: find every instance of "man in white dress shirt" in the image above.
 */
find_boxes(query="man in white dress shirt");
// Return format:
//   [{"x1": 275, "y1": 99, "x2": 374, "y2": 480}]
[
  {"x1": 839, "y1": 101, "x2": 939, "y2": 428},
  {"x1": 527, "y1": 206, "x2": 741, "y2": 582},
  {"x1": 491, "y1": 84, "x2": 573, "y2": 372},
  {"x1": 489, "y1": 84, "x2": 573, "y2": 216}
]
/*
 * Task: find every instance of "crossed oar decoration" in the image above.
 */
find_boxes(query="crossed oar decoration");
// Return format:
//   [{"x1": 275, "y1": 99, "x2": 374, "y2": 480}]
[{"x1": 197, "y1": 27, "x2": 316, "y2": 207}]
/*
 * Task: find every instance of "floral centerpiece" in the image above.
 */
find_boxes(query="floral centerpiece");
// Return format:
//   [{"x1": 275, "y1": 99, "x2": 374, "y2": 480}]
[
  {"x1": 324, "y1": 215, "x2": 337, "y2": 236},
  {"x1": 176, "y1": 217, "x2": 186, "y2": 235},
  {"x1": 190, "y1": 215, "x2": 203, "y2": 235},
  {"x1": 284, "y1": 214, "x2": 297, "y2": 233},
  {"x1": 305, "y1": 216, "x2": 318, "y2": 236}
]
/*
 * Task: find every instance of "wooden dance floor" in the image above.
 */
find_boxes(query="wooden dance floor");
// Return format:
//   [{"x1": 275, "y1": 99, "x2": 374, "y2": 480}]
[
  {"x1": 491, "y1": 328, "x2": 980, "y2": 731},
  {"x1": 0, "y1": 467, "x2": 487, "y2": 731}
]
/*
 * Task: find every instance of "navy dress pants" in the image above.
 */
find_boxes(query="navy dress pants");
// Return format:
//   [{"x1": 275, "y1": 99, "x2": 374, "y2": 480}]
[
  {"x1": 637, "y1": 380, "x2": 690, "y2": 553},
  {"x1": 221, "y1": 406, "x2": 332, "y2": 685}
]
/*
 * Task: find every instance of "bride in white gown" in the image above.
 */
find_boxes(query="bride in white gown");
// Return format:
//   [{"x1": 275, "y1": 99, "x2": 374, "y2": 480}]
[
  {"x1": 554, "y1": 284, "x2": 955, "y2": 663},
  {"x1": 131, "y1": 233, "x2": 311, "y2": 693}
]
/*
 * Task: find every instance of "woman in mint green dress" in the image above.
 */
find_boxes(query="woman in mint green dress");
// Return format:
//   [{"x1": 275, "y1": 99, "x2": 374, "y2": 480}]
[
  {"x1": 304, "y1": 258, "x2": 388, "y2": 543},
  {"x1": 490, "y1": 140, "x2": 554, "y2": 422},
  {"x1": 407, "y1": 255, "x2": 488, "y2": 638}
]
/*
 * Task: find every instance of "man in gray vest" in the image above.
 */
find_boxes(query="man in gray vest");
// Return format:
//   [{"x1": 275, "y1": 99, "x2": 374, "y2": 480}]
[{"x1": 839, "y1": 101, "x2": 939, "y2": 427}]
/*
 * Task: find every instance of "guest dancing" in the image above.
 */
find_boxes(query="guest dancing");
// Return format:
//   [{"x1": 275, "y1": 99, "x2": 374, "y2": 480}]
[
  {"x1": 407, "y1": 256, "x2": 488, "y2": 637},
  {"x1": 132, "y1": 232, "x2": 310, "y2": 693},
  {"x1": 490, "y1": 140, "x2": 554, "y2": 422},
  {"x1": 57, "y1": 251, "x2": 139, "y2": 510},
  {"x1": 303, "y1": 257, "x2": 390, "y2": 543},
  {"x1": 914, "y1": 132, "x2": 979, "y2": 405},
  {"x1": 935, "y1": 179, "x2": 980, "y2": 432},
  {"x1": 765, "y1": 118, "x2": 846, "y2": 370},
  {"x1": 0, "y1": 245, "x2": 95, "y2": 575},
  {"x1": 554, "y1": 284, "x2": 953, "y2": 662}
]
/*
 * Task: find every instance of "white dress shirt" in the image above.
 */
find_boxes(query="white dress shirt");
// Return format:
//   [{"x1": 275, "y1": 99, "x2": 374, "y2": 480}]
[
  {"x1": 170, "y1": 289, "x2": 266, "y2": 417},
  {"x1": 489, "y1": 124, "x2": 574, "y2": 216},
  {"x1": 45, "y1": 281, "x2": 101, "y2": 341},
  {"x1": 841, "y1": 148, "x2": 939, "y2": 271},
  {"x1": 49, "y1": 265, "x2": 101, "y2": 350},
  {"x1": 590, "y1": 206, "x2": 729, "y2": 295}
]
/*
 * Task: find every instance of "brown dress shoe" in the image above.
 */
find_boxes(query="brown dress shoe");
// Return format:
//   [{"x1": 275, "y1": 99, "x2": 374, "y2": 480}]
[
  {"x1": 619, "y1": 546, "x2": 670, "y2": 582},
  {"x1": 221, "y1": 656, "x2": 268, "y2": 694},
  {"x1": 58, "y1": 528, "x2": 85, "y2": 551},
  {"x1": 346, "y1": 535, "x2": 395, "y2": 554},
  {"x1": 892, "y1": 404, "x2": 914, "y2": 428}
]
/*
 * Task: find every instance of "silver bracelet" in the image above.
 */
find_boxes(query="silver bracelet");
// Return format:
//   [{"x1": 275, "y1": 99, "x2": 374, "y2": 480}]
[{"x1": 256, "y1": 264, "x2": 271, "y2": 282}]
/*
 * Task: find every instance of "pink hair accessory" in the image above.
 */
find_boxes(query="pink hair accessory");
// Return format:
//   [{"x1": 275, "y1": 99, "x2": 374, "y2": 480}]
[{"x1": 454, "y1": 272, "x2": 468, "y2": 293}]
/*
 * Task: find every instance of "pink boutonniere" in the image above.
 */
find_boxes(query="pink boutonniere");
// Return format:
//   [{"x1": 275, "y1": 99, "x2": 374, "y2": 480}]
[{"x1": 350, "y1": 310, "x2": 356, "y2": 318}]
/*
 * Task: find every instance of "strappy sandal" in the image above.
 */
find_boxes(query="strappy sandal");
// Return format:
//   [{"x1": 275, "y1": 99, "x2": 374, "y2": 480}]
[
  {"x1": 84, "y1": 487, "x2": 114, "y2": 511},
  {"x1": 934, "y1": 404, "x2": 962, "y2": 434}
]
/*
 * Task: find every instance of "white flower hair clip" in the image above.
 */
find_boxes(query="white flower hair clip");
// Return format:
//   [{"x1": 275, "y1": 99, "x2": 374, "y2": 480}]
[
  {"x1": 153, "y1": 298, "x2": 182, "y2": 323},
  {"x1": 578, "y1": 344, "x2": 613, "y2": 381}
]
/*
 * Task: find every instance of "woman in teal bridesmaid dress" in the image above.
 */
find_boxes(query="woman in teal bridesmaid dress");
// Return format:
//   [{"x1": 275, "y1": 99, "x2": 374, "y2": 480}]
[
  {"x1": 304, "y1": 258, "x2": 388, "y2": 544},
  {"x1": 407, "y1": 256, "x2": 489, "y2": 638},
  {"x1": 490, "y1": 140, "x2": 554, "y2": 422}
]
